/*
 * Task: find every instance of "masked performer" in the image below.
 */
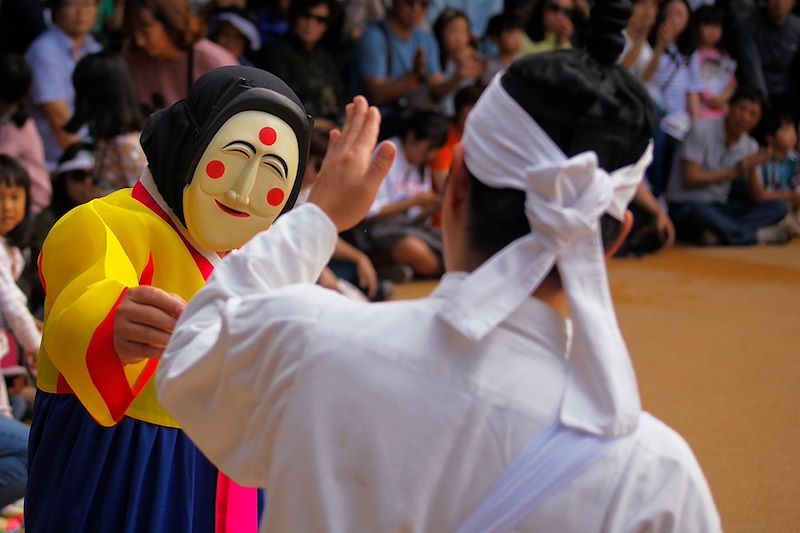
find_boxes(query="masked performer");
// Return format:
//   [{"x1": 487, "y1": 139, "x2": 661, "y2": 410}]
[
  {"x1": 26, "y1": 65, "x2": 311, "y2": 532},
  {"x1": 158, "y1": 0, "x2": 721, "y2": 530}
]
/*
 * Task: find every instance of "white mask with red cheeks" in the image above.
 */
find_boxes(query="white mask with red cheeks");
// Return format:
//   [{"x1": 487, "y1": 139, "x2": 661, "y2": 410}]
[{"x1": 183, "y1": 110, "x2": 300, "y2": 252}]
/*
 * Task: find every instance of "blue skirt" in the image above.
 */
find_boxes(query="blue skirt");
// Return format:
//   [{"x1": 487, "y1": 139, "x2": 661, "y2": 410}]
[{"x1": 25, "y1": 392, "x2": 259, "y2": 532}]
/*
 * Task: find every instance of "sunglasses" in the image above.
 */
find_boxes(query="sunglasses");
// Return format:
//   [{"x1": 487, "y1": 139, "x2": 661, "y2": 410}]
[
  {"x1": 546, "y1": 3, "x2": 574, "y2": 16},
  {"x1": 403, "y1": 0, "x2": 430, "y2": 8},
  {"x1": 300, "y1": 12, "x2": 330, "y2": 24}
]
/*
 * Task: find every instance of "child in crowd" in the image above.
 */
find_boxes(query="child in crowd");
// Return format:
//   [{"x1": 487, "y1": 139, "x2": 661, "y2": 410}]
[
  {"x1": 0, "y1": 155, "x2": 39, "y2": 422},
  {"x1": 482, "y1": 12, "x2": 524, "y2": 84},
  {"x1": 65, "y1": 51, "x2": 147, "y2": 194},
  {"x1": 751, "y1": 113, "x2": 800, "y2": 236},
  {"x1": 298, "y1": 130, "x2": 387, "y2": 300},
  {"x1": 363, "y1": 110, "x2": 449, "y2": 278},
  {"x1": 688, "y1": 5, "x2": 736, "y2": 121}
]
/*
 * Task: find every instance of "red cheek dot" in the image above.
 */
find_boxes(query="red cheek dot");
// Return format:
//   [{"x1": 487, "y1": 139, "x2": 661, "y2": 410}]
[
  {"x1": 259, "y1": 127, "x2": 277, "y2": 146},
  {"x1": 205, "y1": 160, "x2": 225, "y2": 179},
  {"x1": 266, "y1": 188, "x2": 285, "y2": 207}
]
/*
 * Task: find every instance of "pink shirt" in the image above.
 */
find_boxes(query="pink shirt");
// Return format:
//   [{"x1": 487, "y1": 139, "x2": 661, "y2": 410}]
[
  {"x1": 125, "y1": 39, "x2": 237, "y2": 112},
  {"x1": 0, "y1": 117, "x2": 51, "y2": 214}
]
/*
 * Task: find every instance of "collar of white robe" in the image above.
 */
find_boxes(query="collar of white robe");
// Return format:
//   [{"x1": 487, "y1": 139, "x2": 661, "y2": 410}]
[{"x1": 439, "y1": 76, "x2": 653, "y2": 437}]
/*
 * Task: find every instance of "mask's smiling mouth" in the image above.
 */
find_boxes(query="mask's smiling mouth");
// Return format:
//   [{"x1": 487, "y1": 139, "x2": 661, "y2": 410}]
[{"x1": 215, "y1": 200, "x2": 250, "y2": 218}]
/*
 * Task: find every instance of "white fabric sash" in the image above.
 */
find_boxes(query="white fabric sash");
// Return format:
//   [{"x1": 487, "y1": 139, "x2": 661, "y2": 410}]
[
  {"x1": 438, "y1": 76, "x2": 652, "y2": 437},
  {"x1": 456, "y1": 418, "x2": 619, "y2": 533}
]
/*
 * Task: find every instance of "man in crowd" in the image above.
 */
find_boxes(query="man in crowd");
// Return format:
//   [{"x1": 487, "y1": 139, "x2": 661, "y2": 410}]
[
  {"x1": 737, "y1": 0, "x2": 800, "y2": 121},
  {"x1": 356, "y1": 0, "x2": 480, "y2": 131},
  {"x1": 25, "y1": 0, "x2": 101, "y2": 170},
  {"x1": 667, "y1": 86, "x2": 790, "y2": 245}
]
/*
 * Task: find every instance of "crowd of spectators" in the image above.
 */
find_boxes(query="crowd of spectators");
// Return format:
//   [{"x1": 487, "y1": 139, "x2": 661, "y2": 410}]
[{"x1": 0, "y1": 0, "x2": 798, "y2": 526}]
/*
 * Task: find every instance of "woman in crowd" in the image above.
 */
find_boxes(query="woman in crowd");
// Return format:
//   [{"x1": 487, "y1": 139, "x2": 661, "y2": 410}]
[
  {"x1": 262, "y1": 0, "x2": 344, "y2": 132},
  {"x1": 65, "y1": 51, "x2": 147, "y2": 193},
  {"x1": 432, "y1": 8, "x2": 483, "y2": 117},
  {"x1": 641, "y1": 0, "x2": 692, "y2": 197},
  {"x1": 123, "y1": 0, "x2": 237, "y2": 113}
]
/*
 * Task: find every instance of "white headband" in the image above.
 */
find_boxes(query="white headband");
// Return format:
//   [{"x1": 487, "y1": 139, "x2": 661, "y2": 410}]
[
  {"x1": 55, "y1": 150, "x2": 95, "y2": 176},
  {"x1": 439, "y1": 76, "x2": 653, "y2": 437}
]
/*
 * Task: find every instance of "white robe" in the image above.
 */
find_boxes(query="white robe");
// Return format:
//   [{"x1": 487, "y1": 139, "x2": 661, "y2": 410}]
[{"x1": 158, "y1": 203, "x2": 721, "y2": 532}]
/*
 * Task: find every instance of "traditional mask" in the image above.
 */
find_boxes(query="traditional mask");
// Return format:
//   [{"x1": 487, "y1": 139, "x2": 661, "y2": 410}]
[
  {"x1": 140, "y1": 66, "x2": 312, "y2": 253},
  {"x1": 183, "y1": 110, "x2": 300, "y2": 252}
]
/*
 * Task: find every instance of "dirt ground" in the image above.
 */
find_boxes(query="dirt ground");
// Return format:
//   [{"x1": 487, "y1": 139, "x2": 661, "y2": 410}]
[{"x1": 393, "y1": 241, "x2": 800, "y2": 532}]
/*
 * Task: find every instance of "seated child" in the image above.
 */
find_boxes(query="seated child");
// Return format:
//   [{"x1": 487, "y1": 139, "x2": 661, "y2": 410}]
[
  {"x1": 751, "y1": 112, "x2": 800, "y2": 236},
  {"x1": 298, "y1": 129, "x2": 387, "y2": 300},
  {"x1": 363, "y1": 110, "x2": 450, "y2": 278}
]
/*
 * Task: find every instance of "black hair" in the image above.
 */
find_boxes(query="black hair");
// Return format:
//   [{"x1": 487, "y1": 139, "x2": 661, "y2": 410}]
[
  {"x1": 466, "y1": 0, "x2": 655, "y2": 260},
  {"x1": 402, "y1": 110, "x2": 450, "y2": 149},
  {"x1": 760, "y1": 110, "x2": 796, "y2": 137},
  {"x1": 730, "y1": 84, "x2": 764, "y2": 107},
  {"x1": 0, "y1": 155, "x2": 32, "y2": 248},
  {"x1": 51, "y1": 142, "x2": 95, "y2": 218},
  {"x1": 141, "y1": 65, "x2": 313, "y2": 225},
  {"x1": 453, "y1": 83, "x2": 485, "y2": 116},
  {"x1": 694, "y1": 4, "x2": 724, "y2": 26},
  {"x1": 0, "y1": 54, "x2": 32, "y2": 128},
  {"x1": 64, "y1": 51, "x2": 144, "y2": 139},
  {"x1": 48, "y1": 0, "x2": 100, "y2": 9},
  {"x1": 485, "y1": 12, "x2": 523, "y2": 38},
  {"x1": 308, "y1": 127, "x2": 329, "y2": 160}
]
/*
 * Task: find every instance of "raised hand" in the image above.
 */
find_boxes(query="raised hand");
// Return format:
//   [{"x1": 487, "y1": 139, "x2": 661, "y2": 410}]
[{"x1": 309, "y1": 96, "x2": 397, "y2": 231}]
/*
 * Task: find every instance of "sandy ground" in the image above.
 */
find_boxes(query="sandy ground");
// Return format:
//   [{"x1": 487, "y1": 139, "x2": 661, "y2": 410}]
[{"x1": 392, "y1": 241, "x2": 800, "y2": 532}]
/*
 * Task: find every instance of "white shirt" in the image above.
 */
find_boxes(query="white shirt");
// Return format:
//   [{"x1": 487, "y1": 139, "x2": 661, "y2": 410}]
[
  {"x1": 0, "y1": 239, "x2": 40, "y2": 354},
  {"x1": 158, "y1": 204, "x2": 721, "y2": 532},
  {"x1": 367, "y1": 137, "x2": 433, "y2": 219}
]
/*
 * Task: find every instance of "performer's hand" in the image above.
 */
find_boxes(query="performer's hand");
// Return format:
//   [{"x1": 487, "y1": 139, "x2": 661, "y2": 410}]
[
  {"x1": 309, "y1": 96, "x2": 397, "y2": 231},
  {"x1": 115, "y1": 286, "x2": 186, "y2": 365}
]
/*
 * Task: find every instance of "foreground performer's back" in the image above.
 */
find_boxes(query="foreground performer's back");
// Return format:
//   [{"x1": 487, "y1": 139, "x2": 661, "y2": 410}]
[{"x1": 158, "y1": 1, "x2": 721, "y2": 530}]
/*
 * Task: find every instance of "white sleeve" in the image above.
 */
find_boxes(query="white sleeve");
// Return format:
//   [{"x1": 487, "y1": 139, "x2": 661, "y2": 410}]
[
  {"x1": 0, "y1": 256, "x2": 40, "y2": 353},
  {"x1": 157, "y1": 203, "x2": 338, "y2": 485}
]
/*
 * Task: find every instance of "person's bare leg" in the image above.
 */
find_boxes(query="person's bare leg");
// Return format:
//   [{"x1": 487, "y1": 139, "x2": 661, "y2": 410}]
[{"x1": 391, "y1": 236, "x2": 441, "y2": 277}]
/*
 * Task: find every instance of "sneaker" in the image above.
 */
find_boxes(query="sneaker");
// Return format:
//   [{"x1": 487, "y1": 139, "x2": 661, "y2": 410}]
[
  {"x1": 756, "y1": 225, "x2": 791, "y2": 245},
  {"x1": 377, "y1": 280, "x2": 395, "y2": 301},
  {"x1": 779, "y1": 212, "x2": 800, "y2": 237},
  {"x1": 377, "y1": 264, "x2": 414, "y2": 284}
]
